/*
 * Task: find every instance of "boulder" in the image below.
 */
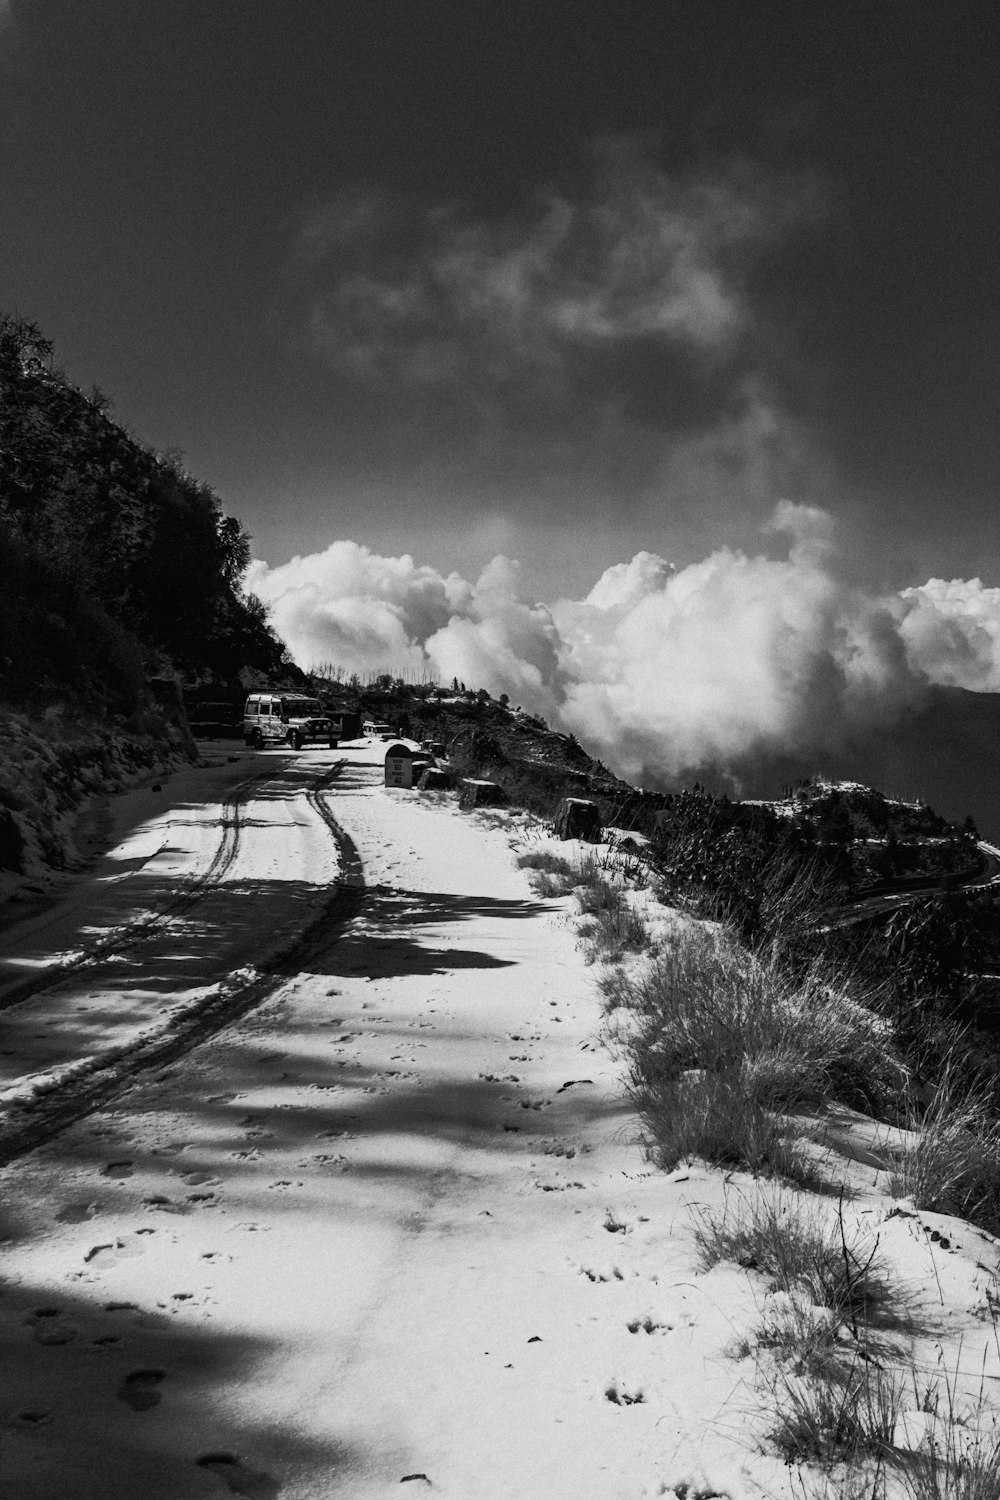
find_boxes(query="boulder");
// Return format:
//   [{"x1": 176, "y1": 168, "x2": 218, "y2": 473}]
[
  {"x1": 553, "y1": 797, "x2": 601, "y2": 842},
  {"x1": 458, "y1": 778, "x2": 506, "y2": 810}
]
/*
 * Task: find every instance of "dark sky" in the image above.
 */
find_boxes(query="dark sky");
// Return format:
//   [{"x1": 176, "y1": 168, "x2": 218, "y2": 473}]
[{"x1": 0, "y1": 0, "x2": 997, "y2": 597}]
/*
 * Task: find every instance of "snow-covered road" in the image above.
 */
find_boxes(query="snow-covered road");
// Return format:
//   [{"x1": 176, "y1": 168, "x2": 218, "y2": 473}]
[
  {"x1": 3, "y1": 743, "x2": 964, "y2": 1500},
  {"x1": 0, "y1": 752, "x2": 357, "y2": 1155}
]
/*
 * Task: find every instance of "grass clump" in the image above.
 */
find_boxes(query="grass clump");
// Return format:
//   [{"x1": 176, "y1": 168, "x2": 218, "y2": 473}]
[
  {"x1": 614, "y1": 924, "x2": 901, "y2": 1176},
  {"x1": 891, "y1": 1068, "x2": 1000, "y2": 1236},
  {"x1": 694, "y1": 1188, "x2": 893, "y2": 1339},
  {"x1": 579, "y1": 896, "x2": 651, "y2": 964},
  {"x1": 643, "y1": 1067, "x2": 809, "y2": 1179},
  {"x1": 520, "y1": 846, "x2": 652, "y2": 961},
  {"x1": 904, "y1": 1418, "x2": 1000, "y2": 1499},
  {"x1": 516, "y1": 848, "x2": 578, "y2": 897},
  {"x1": 574, "y1": 856, "x2": 650, "y2": 959},
  {"x1": 772, "y1": 1360, "x2": 905, "y2": 1465},
  {"x1": 573, "y1": 854, "x2": 622, "y2": 915},
  {"x1": 697, "y1": 1190, "x2": 914, "y2": 1482}
]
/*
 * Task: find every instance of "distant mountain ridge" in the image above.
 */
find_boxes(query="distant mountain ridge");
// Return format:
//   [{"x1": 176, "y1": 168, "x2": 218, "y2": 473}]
[{"x1": 709, "y1": 686, "x2": 1000, "y2": 843}]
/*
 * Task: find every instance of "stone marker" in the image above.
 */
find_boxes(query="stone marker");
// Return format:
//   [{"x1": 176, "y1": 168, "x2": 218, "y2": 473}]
[
  {"x1": 418, "y1": 766, "x2": 451, "y2": 790},
  {"x1": 384, "y1": 742, "x2": 432, "y2": 789},
  {"x1": 553, "y1": 797, "x2": 601, "y2": 842},
  {"x1": 458, "y1": 779, "x2": 506, "y2": 810}
]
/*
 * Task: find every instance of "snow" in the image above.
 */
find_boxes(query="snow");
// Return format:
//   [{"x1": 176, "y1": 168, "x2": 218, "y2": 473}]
[{"x1": 0, "y1": 742, "x2": 996, "y2": 1498}]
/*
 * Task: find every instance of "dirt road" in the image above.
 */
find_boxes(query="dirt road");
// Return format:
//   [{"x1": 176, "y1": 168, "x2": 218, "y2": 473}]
[{"x1": 0, "y1": 744, "x2": 789, "y2": 1500}]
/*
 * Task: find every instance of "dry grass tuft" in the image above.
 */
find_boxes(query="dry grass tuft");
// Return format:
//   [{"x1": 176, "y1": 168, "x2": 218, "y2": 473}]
[
  {"x1": 612, "y1": 923, "x2": 901, "y2": 1178},
  {"x1": 891, "y1": 1069, "x2": 1000, "y2": 1237},
  {"x1": 694, "y1": 1188, "x2": 895, "y2": 1338}
]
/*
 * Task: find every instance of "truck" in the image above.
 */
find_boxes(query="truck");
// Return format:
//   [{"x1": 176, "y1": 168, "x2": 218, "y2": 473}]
[{"x1": 243, "y1": 692, "x2": 334, "y2": 750}]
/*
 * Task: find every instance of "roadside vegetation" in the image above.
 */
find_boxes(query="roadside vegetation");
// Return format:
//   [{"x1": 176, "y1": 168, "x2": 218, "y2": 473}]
[{"x1": 509, "y1": 782, "x2": 1000, "y2": 1499}]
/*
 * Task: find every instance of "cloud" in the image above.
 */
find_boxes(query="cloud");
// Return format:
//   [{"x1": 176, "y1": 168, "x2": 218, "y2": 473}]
[
  {"x1": 898, "y1": 577, "x2": 1000, "y2": 691},
  {"x1": 552, "y1": 507, "x2": 916, "y2": 783},
  {"x1": 281, "y1": 135, "x2": 838, "y2": 556},
  {"x1": 244, "y1": 541, "x2": 467, "y2": 677},
  {"x1": 424, "y1": 557, "x2": 567, "y2": 716},
  {"x1": 292, "y1": 136, "x2": 825, "y2": 408},
  {"x1": 249, "y1": 507, "x2": 1000, "y2": 791}
]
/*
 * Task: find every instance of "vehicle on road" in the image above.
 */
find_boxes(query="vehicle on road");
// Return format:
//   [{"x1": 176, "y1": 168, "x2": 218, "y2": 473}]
[
  {"x1": 244, "y1": 692, "x2": 334, "y2": 750},
  {"x1": 362, "y1": 719, "x2": 394, "y2": 738}
]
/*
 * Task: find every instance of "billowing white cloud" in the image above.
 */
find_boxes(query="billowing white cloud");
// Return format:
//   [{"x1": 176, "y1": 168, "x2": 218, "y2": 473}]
[
  {"x1": 424, "y1": 557, "x2": 566, "y2": 716},
  {"x1": 244, "y1": 541, "x2": 467, "y2": 677},
  {"x1": 898, "y1": 577, "x2": 1000, "y2": 691},
  {"x1": 552, "y1": 506, "x2": 925, "y2": 781},
  {"x1": 248, "y1": 508, "x2": 1000, "y2": 788}
]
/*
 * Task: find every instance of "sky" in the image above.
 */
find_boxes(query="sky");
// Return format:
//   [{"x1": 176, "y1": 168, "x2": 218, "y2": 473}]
[{"x1": 2, "y1": 1, "x2": 999, "y2": 789}]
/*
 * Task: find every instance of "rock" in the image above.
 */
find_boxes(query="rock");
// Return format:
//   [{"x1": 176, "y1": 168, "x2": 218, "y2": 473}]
[
  {"x1": 553, "y1": 797, "x2": 601, "y2": 842},
  {"x1": 418, "y1": 766, "x2": 451, "y2": 790}
]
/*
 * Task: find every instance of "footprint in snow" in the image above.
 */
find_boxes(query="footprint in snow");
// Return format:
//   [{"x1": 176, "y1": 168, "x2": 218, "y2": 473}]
[
  {"x1": 117, "y1": 1368, "x2": 166, "y2": 1412},
  {"x1": 180, "y1": 1170, "x2": 218, "y2": 1187},
  {"x1": 605, "y1": 1382, "x2": 645, "y2": 1406},
  {"x1": 84, "y1": 1237, "x2": 146, "y2": 1268},
  {"x1": 627, "y1": 1317, "x2": 671, "y2": 1335},
  {"x1": 55, "y1": 1200, "x2": 98, "y2": 1224},
  {"x1": 100, "y1": 1161, "x2": 134, "y2": 1179},
  {"x1": 25, "y1": 1307, "x2": 77, "y2": 1345},
  {"x1": 195, "y1": 1451, "x2": 282, "y2": 1497}
]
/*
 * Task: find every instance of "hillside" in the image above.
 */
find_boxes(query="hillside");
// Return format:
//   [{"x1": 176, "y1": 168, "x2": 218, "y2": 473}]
[
  {"x1": 0, "y1": 314, "x2": 287, "y2": 713},
  {"x1": 0, "y1": 313, "x2": 297, "y2": 900}
]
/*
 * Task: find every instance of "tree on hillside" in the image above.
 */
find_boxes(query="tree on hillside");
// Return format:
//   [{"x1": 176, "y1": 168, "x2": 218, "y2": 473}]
[{"x1": 0, "y1": 310, "x2": 285, "y2": 706}]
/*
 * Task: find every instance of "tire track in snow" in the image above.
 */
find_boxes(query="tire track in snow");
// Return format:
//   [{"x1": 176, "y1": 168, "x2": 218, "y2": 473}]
[
  {"x1": 0, "y1": 766, "x2": 273, "y2": 1013},
  {"x1": 0, "y1": 760, "x2": 365, "y2": 1166}
]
